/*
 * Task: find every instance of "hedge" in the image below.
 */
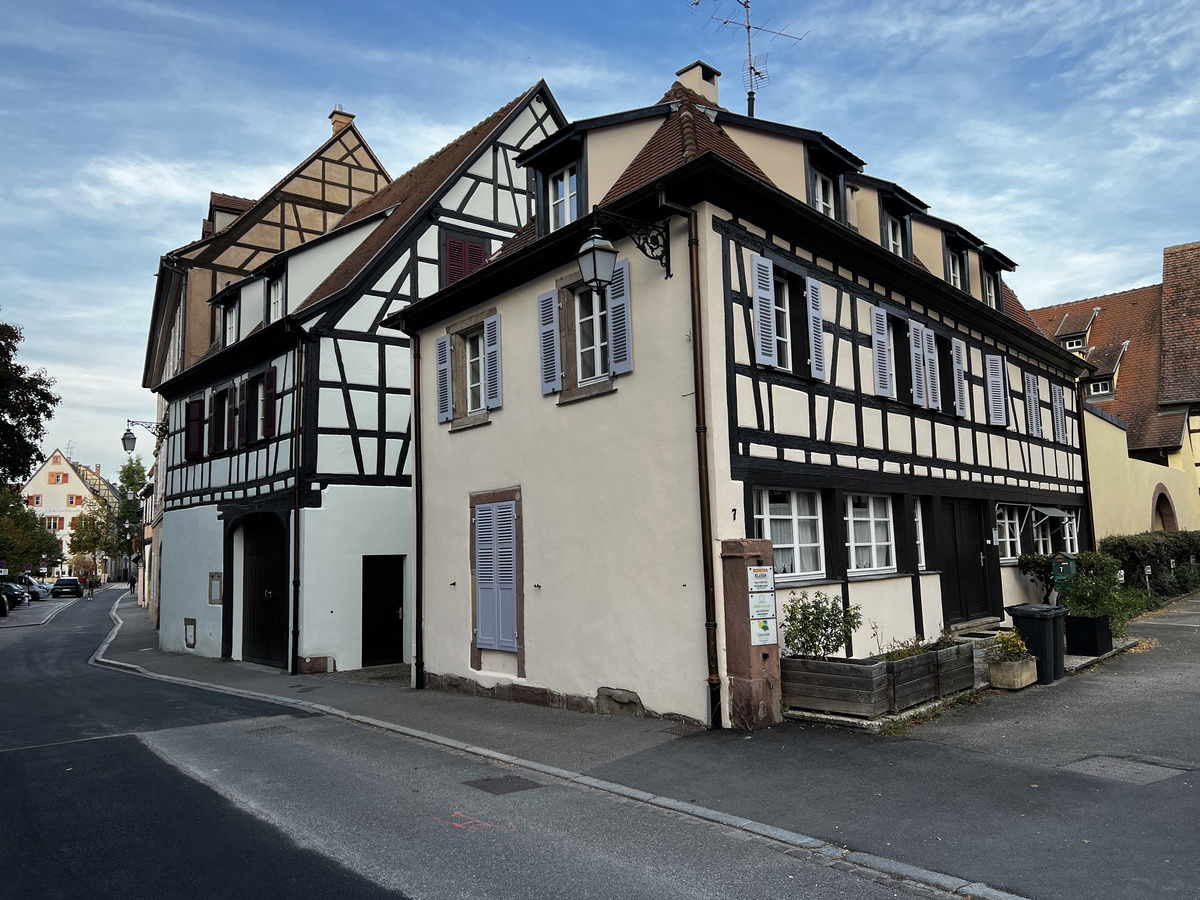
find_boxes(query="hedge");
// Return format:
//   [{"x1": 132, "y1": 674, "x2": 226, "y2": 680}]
[{"x1": 1098, "y1": 530, "x2": 1200, "y2": 597}]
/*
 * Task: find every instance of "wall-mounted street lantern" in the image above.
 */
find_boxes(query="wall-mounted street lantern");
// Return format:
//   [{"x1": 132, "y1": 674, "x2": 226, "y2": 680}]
[
  {"x1": 576, "y1": 205, "x2": 671, "y2": 292},
  {"x1": 122, "y1": 419, "x2": 167, "y2": 453}
]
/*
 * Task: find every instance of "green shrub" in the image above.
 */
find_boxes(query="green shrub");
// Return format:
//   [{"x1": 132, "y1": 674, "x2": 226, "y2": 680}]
[
  {"x1": 871, "y1": 627, "x2": 960, "y2": 661},
  {"x1": 987, "y1": 630, "x2": 1032, "y2": 662},
  {"x1": 1058, "y1": 551, "x2": 1126, "y2": 633},
  {"x1": 1017, "y1": 553, "x2": 1054, "y2": 601},
  {"x1": 780, "y1": 591, "x2": 862, "y2": 659},
  {"x1": 1099, "y1": 530, "x2": 1200, "y2": 597}
]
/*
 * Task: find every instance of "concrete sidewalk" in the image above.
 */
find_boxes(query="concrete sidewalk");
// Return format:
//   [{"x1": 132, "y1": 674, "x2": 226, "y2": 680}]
[{"x1": 90, "y1": 593, "x2": 1200, "y2": 900}]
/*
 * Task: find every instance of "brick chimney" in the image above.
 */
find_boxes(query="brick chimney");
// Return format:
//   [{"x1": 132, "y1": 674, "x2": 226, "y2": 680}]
[
  {"x1": 676, "y1": 61, "x2": 720, "y2": 105},
  {"x1": 1157, "y1": 241, "x2": 1200, "y2": 406},
  {"x1": 94, "y1": 464, "x2": 100, "y2": 475},
  {"x1": 329, "y1": 105, "x2": 355, "y2": 134}
]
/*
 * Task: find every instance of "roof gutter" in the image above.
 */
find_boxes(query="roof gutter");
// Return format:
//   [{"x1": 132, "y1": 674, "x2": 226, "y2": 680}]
[{"x1": 657, "y1": 188, "x2": 721, "y2": 729}]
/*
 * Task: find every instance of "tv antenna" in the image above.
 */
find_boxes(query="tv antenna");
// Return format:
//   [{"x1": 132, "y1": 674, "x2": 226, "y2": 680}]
[{"x1": 689, "y1": 0, "x2": 806, "y2": 117}]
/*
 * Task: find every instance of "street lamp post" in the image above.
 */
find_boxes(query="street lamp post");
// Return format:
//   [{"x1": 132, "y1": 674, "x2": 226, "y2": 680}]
[{"x1": 121, "y1": 419, "x2": 167, "y2": 454}]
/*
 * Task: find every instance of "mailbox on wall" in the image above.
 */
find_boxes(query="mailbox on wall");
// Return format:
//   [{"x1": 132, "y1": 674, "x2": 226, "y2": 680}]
[{"x1": 1051, "y1": 552, "x2": 1077, "y2": 591}]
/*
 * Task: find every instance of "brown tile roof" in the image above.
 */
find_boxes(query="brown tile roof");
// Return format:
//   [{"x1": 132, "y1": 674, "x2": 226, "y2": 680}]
[
  {"x1": 1030, "y1": 283, "x2": 1168, "y2": 450},
  {"x1": 294, "y1": 84, "x2": 545, "y2": 314},
  {"x1": 1000, "y1": 281, "x2": 1043, "y2": 335},
  {"x1": 599, "y1": 82, "x2": 772, "y2": 206},
  {"x1": 1157, "y1": 241, "x2": 1200, "y2": 406},
  {"x1": 209, "y1": 192, "x2": 256, "y2": 213},
  {"x1": 491, "y1": 218, "x2": 538, "y2": 263}
]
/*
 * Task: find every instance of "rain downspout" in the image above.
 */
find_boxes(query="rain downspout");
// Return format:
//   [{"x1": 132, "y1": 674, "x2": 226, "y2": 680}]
[
  {"x1": 657, "y1": 189, "x2": 721, "y2": 728},
  {"x1": 408, "y1": 332, "x2": 426, "y2": 689},
  {"x1": 286, "y1": 323, "x2": 305, "y2": 675}
]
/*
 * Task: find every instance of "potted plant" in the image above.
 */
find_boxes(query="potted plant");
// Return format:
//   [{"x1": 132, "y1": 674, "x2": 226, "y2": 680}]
[
  {"x1": 1057, "y1": 551, "x2": 1121, "y2": 657},
  {"x1": 1017, "y1": 553, "x2": 1055, "y2": 602},
  {"x1": 986, "y1": 631, "x2": 1037, "y2": 690}
]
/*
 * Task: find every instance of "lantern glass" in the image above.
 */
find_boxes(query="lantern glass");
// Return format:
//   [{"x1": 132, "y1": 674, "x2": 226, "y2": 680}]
[{"x1": 577, "y1": 228, "x2": 618, "y2": 292}]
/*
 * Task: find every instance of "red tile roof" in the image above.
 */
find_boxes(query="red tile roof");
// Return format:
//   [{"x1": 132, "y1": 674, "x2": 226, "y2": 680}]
[
  {"x1": 209, "y1": 192, "x2": 256, "y2": 213},
  {"x1": 1001, "y1": 281, "x2": 1043, "y2": 335},
  {"x1": 599, "y1": 82, "x2": 772, "y2": 205},
  {"x1": 294, "y1": 84, "x2": 546, "y2": 314},
  {"x1": 1030, "y1": 283, "x2": 1169, "y2": 450}
]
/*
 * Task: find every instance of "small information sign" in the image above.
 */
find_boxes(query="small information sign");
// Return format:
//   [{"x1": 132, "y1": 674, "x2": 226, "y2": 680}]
[
  {"x1": 749, "y1": 592, "x2": 775, "y2": 619},
  {"x1": 750, "y1": 617, "x2": 777, "y2": 646},
  {"x1": 0, "y1": 560, "x2": 6, "y2": 576},
  {"x1": 747, "y1": 566, "x2": 775, "y2": 593}
]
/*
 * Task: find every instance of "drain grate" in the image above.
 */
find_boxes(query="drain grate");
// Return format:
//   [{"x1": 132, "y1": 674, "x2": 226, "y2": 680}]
[
  {"x1": 464, "y1": 775, "x2": 543, "y2": 795},
  {"x1": 1059, "y1": 755, "x2": 1188, "y2": 785},
  {"x1": 247, "y1": 725, "x2": 298, "y2": 738}
]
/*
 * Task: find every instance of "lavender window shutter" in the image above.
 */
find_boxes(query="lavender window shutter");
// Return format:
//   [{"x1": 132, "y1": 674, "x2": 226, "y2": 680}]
[
  {"x1": 807, "y1": 278, "x2": 826, "y2": 381},
  {"x1": 751, "y1": 255, "x2": 777, "y2": 367},
  {"x1": 952, "y1": 339, "x2": 968, "y2": 418},
  {"x1": 606, "y1": 258, "x2": 633, "y2": 376},
  {"x1": 474, "y1": 502, "x2": 498, "y2": 650},
  {"x1": 909, "y1": 322, "x2": 927, "y2": 407},
  {"x1": 923, "y1": 326, "x2": 940, "y2": 411},
  {"x1": 538, "y1": 290, "x2": 561, "y2": 395},
  {"x1": 435, "y1": 335, "x2": 452, "y2": 423},
  {"x1": 1052, "y1": 383, "x2": 1067, "y2": 443},
  {"x1": 871, "y1": 307, "x2": 891, "y2": 397},
  {"x1": 1024, "y1": 372, "x2": 1042, "y2": 438},
  {"x1": 483, "y1": 314, "x2": 502, "y2": 409},
  {"x1": 495, "y1": 500, "x2": 518, "y2": 652},
  {"x1": 986, "y1": 354, "x2": 1008, "y2": 426}
]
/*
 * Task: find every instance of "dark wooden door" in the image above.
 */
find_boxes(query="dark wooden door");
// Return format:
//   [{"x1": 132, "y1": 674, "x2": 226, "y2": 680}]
[
  {"x1": 242, "y1": 514, "x2": 289, "y2": 668},
  {"x1": 362, "y1": 555, "x2": 404, "y2": 666},
  {"x1": 936, "y1": 499, "x2": 991, "y2": 624}
]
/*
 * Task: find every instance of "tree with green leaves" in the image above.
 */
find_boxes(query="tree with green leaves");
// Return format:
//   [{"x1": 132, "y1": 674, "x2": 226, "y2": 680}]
[
  {"x1": 0, "y1": 311, "x2": 60, "y2": 484},
  {"x1": 0, "y1": 487, "x2": 63, "y2": 575},
  {"x1": 113, "y1": 456, "x2": 147, "y2": 561},
  {"x1": 68, "y1": 499, "x2": 111, "y2": 580}
]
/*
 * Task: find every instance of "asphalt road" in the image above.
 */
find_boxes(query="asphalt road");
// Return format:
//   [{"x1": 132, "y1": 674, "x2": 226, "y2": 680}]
[{"x1": 1, "y1": 586, "x2": 946, "y2": 899}]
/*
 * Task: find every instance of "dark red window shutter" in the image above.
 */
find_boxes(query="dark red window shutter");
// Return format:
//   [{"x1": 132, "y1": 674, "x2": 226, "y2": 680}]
[
  {"x1": 445, "y1": 237, "x2": 466, "y2": 285},
  {"x1": 207, "y1": 394, "x2": 217, "y2": 455},
  {"x1": 465, "y1": 240, "x2": 486, "y2": 277},
  {"x1": 262, "y1": 368, "x2": 277, "y2": 438},
  {"x1": 237, "y1": 382, "x2": 248, "y2": 447},
  {"x1": 184, "y1": 400, "x2": 205, "y2": 460}
]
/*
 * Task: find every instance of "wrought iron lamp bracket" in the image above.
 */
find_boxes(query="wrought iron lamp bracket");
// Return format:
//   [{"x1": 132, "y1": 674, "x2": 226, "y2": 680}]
[{"x1": 592, "y1": 206, "x2": 671, "y2": 279}]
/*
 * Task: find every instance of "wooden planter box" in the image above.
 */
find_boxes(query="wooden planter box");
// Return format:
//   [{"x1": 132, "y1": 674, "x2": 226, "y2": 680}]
[
  {"x1": 1064, "y1": 615, "x2": 1113, "y2": 657},
  {"x1": 782, "y1": 643, "x2": 975, "y2": 719},
  {"x1": 989, "y1": 658, "x2": 1037, "y2": 690}
]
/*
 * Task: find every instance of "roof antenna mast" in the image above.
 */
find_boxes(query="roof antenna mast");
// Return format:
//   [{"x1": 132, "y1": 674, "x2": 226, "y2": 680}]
[{"x1": 690, "y1": 0, "x2": 806, "y2": 118}]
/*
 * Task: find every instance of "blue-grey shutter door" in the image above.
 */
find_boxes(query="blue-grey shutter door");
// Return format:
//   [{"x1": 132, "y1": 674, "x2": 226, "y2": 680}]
[
  {"x1": 1024, "y1": 372, "x2": 1041, "y2": 437},
  {"x1": 986, "y1": 354, "x2": 1008, "y2": 426},
  {"x1": 908, "y1": 322, "x2": 927, "y2": 407},
  {"x1": 538, "y1": 290, "x2": 561, "y2": 395},
  {"x1": 495, "y1": 500, "x2": 518, "y2": 652},
  {"x1": 952, "y1": 338, "x2": 968, "y2": 418},
  {"x1": 871, "y1": 307, "x2": 891, "y2": 397},
  {"x1": 607, "y1": 258, "x2": 633, "y2": 375},
  {"x1": 474, "y1": 503, "x2": 498, "y2": 650},
  {"x1": 923, "y1": 327, "x2": 940, "y2": 411},
  {"x1": 483, "y1": 314, "x2": 502, "y2": 409},
  {"x1": 807, "y1": 278, "x2": 826, "y2": 381},
  {"x1": 751, "y1": 255, "x2": 777, "y2": 367},
  {"x1": 435, "y1": 335, "x2": 452, "y2": 423},
  {"x1": 1052, "y1": 383, "x2": 1067, "y2": 443}
]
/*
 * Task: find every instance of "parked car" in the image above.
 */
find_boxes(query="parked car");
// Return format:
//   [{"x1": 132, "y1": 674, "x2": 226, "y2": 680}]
[
  {"x1": 15, "y1": 574, "x2": 50, "y2": 600},
  {"x1": 0, "y1": 582, "x2": 30, "y2": 613},
  {"x1": 50, "y1": 577, "x2": 84, "y2": 598}
]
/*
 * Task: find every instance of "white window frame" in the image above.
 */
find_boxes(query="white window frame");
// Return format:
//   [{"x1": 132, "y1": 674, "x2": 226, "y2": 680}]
[
  {"x1": 1089, "y1": 379, "x2": 1112, "y2": 395},
  {"x1": 753, "y1": 488, "x2": 825, "y2": 580},
  {"x1": 223, "y1": 304, "x2": 238, "y2": 347},
  {"x1": 813, "y1": 172, "x2": 835, "y2": 218},
  {"x1": 886, "y1": 217, "x2": 904, "y2": 256},
  {"x1": 996, "y1": 504, "x2": 1021, "y2": 561},
  {"x1": 268, "y1": 277, "x2": 284, "y2": 323},
  {"x1": 845, "y1": 493, "x2": 895, "y2": 574},
  {"x1": 914, "y1": 500, "x2": 926, "y2": 570},
  {"x1": 465, "y1": 330, "x2": 484, "y2": 413},
  {"x1": 1063, "y1": 336, "x2": 1084, "y2": 351},
  {"x1": 549, "y1": 164, "x2": 578, "y2": 231},
  {"x1": 948, "y1": 252, "x2": 963, "y2": 289},
  {"x1": 575, "y1": 287, "x2": 609, "y2": 385},
  {"x1": 1062, "y1": 513, "x2": 1079, "y2": 554},
  {"x1": 773, "y1": 276, "x2": 792, "y2": 370},
  {"x1": 983, "y1": 272, "x2": 998, "y2": 308},
  {"x1": 885, "y1": 320, "x2": 898, "y2": 399},
  {"x1": 1033, "y1": 518, "x2": 1052, "y2": 556}
]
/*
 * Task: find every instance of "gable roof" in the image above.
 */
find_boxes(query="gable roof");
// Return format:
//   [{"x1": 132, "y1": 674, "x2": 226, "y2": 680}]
[
  {"x1": 293, "y1": 81, "x2": 561, "y2": 317},
  {"x1": 1029, "y1": 283, "x2": 1172, "y2": 450}
]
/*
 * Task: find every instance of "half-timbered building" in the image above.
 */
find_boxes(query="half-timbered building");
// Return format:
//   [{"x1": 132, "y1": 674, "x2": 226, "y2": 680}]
[
  {"x1": 394, "y1": 63, "x2": 1091, "y2": 726},
  {"x1": 20, "y1": 449, "x2": 121, "y2": 578},
  {"x1": 150, "y1": 85, "x2": 565, "y2": 673}
]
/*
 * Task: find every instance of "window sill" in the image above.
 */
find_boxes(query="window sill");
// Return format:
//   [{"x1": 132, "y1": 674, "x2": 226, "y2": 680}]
[
  {"x1": 557, "y1": 378, "x2": 617, "y2": 406},
  {"x1": 773, "y1": 573, "x2": 829, "y2": 588},
  {"x1": 846, "y1": 568, "x2": 901, "y2": 581},
  {"x1": 449, "y1": 411, "x2": 492, "y2": 432}
]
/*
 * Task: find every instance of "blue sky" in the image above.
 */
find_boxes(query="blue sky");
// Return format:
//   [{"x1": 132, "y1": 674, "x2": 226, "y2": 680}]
[{"x1": 2, "y1": 0, "x2": 1197, "y2": 480}]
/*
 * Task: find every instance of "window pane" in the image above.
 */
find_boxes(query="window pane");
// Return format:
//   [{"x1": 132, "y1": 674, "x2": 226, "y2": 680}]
[
  {"x1": 798, "y1": 546, "x2": 819, "y2": 573},
  {"x1": 774, "y1": 547, "x2": 795, "y2": 575},
  {"x1": 770, "y1": 518, "x2": 793, "y2": 547},
  {"x1": 768, "y1": 490, "x2": 790, "y2": 516},
  {"x1": 797, "y1": 518, "x2": 818, "y2": 545},
  {"x1": 855, "y1": 547, "x2": 872, "y2": 569}
]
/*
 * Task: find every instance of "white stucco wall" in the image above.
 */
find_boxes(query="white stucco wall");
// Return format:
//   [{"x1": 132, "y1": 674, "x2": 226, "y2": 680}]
[
  {"x1": 158, "y1": 505, "x2": 225, "y2": 656},
  {"x1": 299, "y1": 484, "x2": 413, "y2": 671}
]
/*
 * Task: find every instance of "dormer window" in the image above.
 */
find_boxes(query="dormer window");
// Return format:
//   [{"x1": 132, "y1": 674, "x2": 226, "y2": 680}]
[
  {"x1": 812, "y1": 172, "x2": 835, "y2": 218},
  {"x1": 550, "y1": 164, "x2": 578, "y2": 231},
  {"x1": 944, "y1": 240, "x2": 969, "y2": 292},
  {"x1": 1088, "y1": 379, "x2": 1113, "y2": 396},
  {"x1": 223, "y1": 303, "x2": 238, "y2": 347},
  {"x1": 886, "y1": 216, "x2": 905, "y2": 257},
  {"x1": 983, "y1": 271, "x2": 999, "y2": 309},
  {"x1": 267, "y1": 277, "x2": 284, "y2": 323},
  {"x1": 948, "y1": 253, "x2": 963, "y2": 289},
  {"x1": 1063, "y1": 336, "x2": 1084, "y2": 351}
]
